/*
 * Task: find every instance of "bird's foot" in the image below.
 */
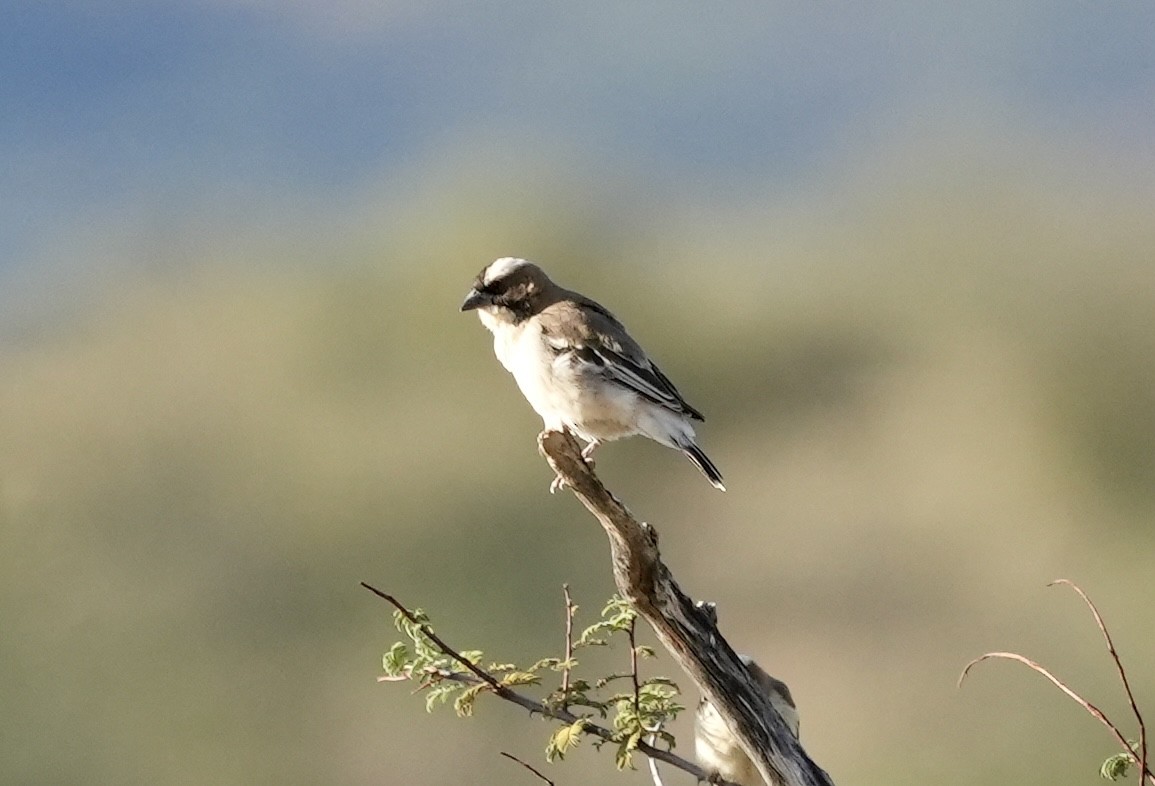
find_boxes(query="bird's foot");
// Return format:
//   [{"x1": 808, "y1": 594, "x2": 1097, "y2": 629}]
[
  {"x1": 549, "y1": 474, "x2": 568, "y2": 494},
  {"x1": 579, "y1": 440, "x2": 599, "y2": 469}
]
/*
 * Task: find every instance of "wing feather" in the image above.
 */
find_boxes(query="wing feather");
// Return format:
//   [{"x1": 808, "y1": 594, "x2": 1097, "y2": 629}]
[
  {"x1": 539, "y1": 297, "x2": 706, "y2": 422},
  {"x1": 592, "y1": 345, "x2": 704, "y2": 421}
]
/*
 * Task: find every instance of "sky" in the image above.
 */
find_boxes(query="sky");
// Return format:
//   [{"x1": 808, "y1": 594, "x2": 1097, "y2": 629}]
[{"x1": 3, "y1": 1, "x2": 1152, "y2": 284}]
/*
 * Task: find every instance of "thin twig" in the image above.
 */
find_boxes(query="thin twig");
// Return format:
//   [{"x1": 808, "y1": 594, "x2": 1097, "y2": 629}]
[
  {"x1": 361, "y1": 582, "x2": 507, "y2": 695},
  {"x1": 501, "y1": 751, "x2": 556, "y2": 785},
  {"x1": 627, "y1": 613, "x2": 657, "y2": 783},
  {"x1": 364, "y1": 583, "x2": 739, "y2": 786},
  {"x1": 628, "y1": 615, "x2": 642, "y2": 718},
  {"x1": 960, "y1": 651, "x2": 1143, "y2": 778},
  {"x1": 1050, "y1": 579, "x2": 1150, "y2": 784},
  {"x1": 561, "y1": 584, "x2": 575, "y2": 704}
]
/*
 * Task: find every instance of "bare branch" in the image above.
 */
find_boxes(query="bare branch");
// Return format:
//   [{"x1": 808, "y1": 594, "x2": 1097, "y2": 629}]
[
  {"x1": 959, "y1": 651, "x2": 1121, "y2": 729},
  {"x1": 1050, "y1": 579, "x2": 1149, "y2": 784},
  {"x1": 959, "y1": 651, "x2": 1152, "y2": 784},
  {"x1": 538, "y1": 429, "x2": 835, "y2": 786},
  {"x1": 501, "y1": 751, "x2": 556, "y2": 785}
]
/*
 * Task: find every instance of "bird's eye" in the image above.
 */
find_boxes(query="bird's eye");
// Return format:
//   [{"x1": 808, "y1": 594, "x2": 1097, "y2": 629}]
[{"x1": 484, "y1": 278, "x2": 510, "y2": 296}]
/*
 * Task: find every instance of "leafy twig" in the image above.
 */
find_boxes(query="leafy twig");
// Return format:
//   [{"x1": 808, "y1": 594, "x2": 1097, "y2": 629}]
[
  {"x1": 362, "y1": 582, "x2": 507, "y2": 695},
  {"x1": 628, "y1": 610, "x2": 666, "y2": 786},
  {"x1": 364, "y1": 583, "x2": 738, "y2": 786}
]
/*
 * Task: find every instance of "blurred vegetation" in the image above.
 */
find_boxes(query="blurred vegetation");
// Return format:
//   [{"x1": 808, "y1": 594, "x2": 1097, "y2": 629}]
[{"x1": 1, "y1": 143, "x2": 1153, "y2": 785}]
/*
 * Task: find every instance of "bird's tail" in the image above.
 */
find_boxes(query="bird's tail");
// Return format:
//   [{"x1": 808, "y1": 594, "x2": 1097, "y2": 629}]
[{"x1": 682, "y1": 444, "x2": 726, "y2": 491}]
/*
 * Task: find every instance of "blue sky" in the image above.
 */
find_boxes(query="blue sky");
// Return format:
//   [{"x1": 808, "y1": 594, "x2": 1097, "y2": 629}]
[{"x1": 3, "y1": 2, "x2": 1152, "y2": 278}]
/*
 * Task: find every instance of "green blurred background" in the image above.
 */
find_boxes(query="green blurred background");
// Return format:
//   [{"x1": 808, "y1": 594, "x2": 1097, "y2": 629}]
[{"x1": 3, "y1": 3, "x2": 1154, "y2": 784}]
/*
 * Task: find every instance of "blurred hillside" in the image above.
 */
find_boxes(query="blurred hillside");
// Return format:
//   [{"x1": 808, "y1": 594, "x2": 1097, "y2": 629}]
[
  {"x1": 2, "y1": 147, "x2": 1154, "y2": 784},
  {"x1": 4, "y1": 2, "x2": 1155, "y2": 784}
]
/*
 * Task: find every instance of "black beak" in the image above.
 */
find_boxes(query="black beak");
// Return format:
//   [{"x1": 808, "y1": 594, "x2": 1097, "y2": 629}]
[{"x1": 460, "y1": 288, "x2": 490, "y2": 312}]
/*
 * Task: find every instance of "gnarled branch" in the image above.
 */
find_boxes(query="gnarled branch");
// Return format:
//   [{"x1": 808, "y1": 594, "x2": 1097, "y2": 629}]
[{"x1": 538, "y1": 429, "x2": 836, "y2": 786}]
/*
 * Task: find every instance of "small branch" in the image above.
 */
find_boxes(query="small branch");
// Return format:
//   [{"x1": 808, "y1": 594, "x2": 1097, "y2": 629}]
[
  {"x1": 365, "y1": 583, "x2": 739, "y2": 786},
  {"x1": 562, "y1": 584, "x2": 576, "y2": 703},
  {"x1": 1049, "y1": 579, "x2": 1149, "y2": 784},
  {"x1": 435, "y1": 669, "x2": 720, "y2": 778},
  {"x1": 361, "y1": 582, "x2": 507, "y2": 695},
  {"x1": 538, "y1": 429, "x2": 835, "y2": 786},
  {"x1": 628, "y1": 615, "x2": 642, "y2": 718},
  {"x1": 501, "y1": 751, "x2": 556, "y2": 785},
  {"x1": 626, "y1": 612, "x2": 666, "y2": 786},
  {"x1": 959, "y1": 651, "x2": 1122, "y2": 734}
]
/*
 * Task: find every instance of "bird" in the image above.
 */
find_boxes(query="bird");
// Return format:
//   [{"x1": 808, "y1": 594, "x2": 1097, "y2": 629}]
[
  {"x1": 695, "y1": 655, "x2": 799, "y2": 786},
  {"x1": 460, "y1": 257, "x2": 724, "y2": 491}
]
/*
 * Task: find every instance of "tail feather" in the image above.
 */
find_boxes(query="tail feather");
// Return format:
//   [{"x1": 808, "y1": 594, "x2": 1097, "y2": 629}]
[{"x1": 682, "y1": 444, "x2": 726, "y2": 491}]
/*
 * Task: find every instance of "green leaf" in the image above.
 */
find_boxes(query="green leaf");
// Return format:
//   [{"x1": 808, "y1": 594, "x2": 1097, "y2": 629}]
[
  {"x1": 381, "y1": 642, "x2": 410, "y2": 677},
  {"x1": 457, "y1": 650, "x2": 484, "y2": 665},
  {"x1": 614, "y1": 729, "x2": 642, "y2": 770},
  {"x1": 530, "y1": 657, "x2": 566, "y2": 672},
  {"x1": 546, "y1": 718, "x2": 588, "y2": 762},
  {"x1": 453, "y1": 683, "x2": 487, "y2": 717},
  {"x1": 577, "y1": 621, "x2": 612, "y2": 647},
  {"x1": 424, "y1": 682, "x2": 458, "y2": 713},
  {"x1": 601, "y1": 596, "x2": 637, "y2": 630},
  {"x1": 1100, "y1": 749, "x2": 1137, "y2": 781},
  {"x1": 500, "y1": 671, "x2": 541, "y2": 687}
]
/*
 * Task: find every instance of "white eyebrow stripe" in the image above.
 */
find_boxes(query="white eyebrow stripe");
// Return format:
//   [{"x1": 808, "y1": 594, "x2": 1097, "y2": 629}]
[{"x1": 484, "y1": 257, "x2": 530, "y2": 285}]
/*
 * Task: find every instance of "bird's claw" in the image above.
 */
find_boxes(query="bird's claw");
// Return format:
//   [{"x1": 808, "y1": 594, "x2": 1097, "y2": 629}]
[{"x1": 549, "y1": 474, "x2": 568, "y2": 494}]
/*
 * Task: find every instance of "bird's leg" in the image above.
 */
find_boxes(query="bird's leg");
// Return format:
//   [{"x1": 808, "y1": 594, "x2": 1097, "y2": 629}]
[
  {"x1": 580, "y1": 439, "x2": 599, "y2": 467},
  {"x1": 548, "y1": 432, "x2": 597, "y2": 493},
  {"x1": 549, "y1": 429, "x2": 605, "y2": 489}
]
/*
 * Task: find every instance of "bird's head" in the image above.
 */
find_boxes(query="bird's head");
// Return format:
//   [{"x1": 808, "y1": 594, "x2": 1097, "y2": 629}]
[{"x1": 460, "y1": 257, "x2": 553, "y2": 327}]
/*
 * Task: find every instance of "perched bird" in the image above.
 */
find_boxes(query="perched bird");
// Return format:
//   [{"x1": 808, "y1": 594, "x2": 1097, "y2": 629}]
[
  {"x1": 695, "y1": 655, "x2": 800, "y2": 786},
  {"x1": 460, "y1": 257, "x2": 724, "y2": 490}
]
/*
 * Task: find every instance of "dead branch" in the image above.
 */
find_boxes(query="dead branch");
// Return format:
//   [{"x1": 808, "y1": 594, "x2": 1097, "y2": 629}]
[
  {"x1": 1050, "y1": 579, "x2": 1148, "y2": 782},
  {"x1": 959, "y1": 581, "x2": 1153, "y2": 786},
  {"x1": 959, "y1": 651, "x2": 1130, "y2": 746},
  {"x1": 538, "y1": 429, "x2": 836, "y2": 786}
]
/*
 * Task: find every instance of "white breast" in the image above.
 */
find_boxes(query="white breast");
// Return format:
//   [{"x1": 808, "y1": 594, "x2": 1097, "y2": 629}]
[
  {"x1": 481, "y1": 314, "x2": 640, "y2": 441},
  {"x1": 484, "y1": 317, "x2": 566, "y2": 431},
  {"x1": 695, "y1": 701, "x2": 761, "y2": 786}
]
